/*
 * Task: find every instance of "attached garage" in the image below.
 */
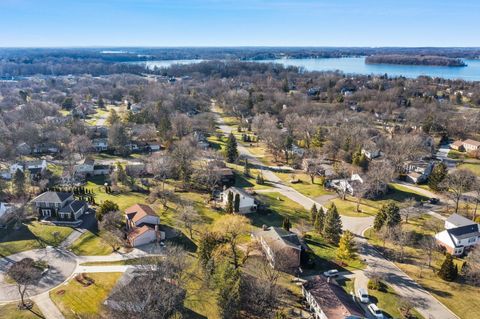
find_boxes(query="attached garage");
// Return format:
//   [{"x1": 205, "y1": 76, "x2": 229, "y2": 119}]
[{"x1": 128, "y1": 225, "x2": 157, "y2": 247}]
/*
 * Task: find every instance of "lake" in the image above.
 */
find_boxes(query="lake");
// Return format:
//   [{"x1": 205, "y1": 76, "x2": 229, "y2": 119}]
[{"x1": 140, "y1": 57, "x2": 480, "y2": 81}]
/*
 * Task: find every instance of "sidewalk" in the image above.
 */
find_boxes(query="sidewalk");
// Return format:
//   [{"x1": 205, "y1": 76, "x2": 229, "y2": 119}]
[{"x1": 32, "y1": 292, "x2": 65, "y2": 319}]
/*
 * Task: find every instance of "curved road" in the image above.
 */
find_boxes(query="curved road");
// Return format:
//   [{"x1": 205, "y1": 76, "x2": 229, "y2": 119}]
[{"x1": 215, "y1": 108, "x2": 458, "y2": 319}]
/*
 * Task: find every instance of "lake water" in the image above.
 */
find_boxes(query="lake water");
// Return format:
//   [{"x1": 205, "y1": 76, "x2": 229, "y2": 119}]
[{"x1": 141, "y1": 57, "x2": 480, "y2": 81}]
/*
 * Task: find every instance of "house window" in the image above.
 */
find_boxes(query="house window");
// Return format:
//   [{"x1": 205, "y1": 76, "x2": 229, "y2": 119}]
[{"x1": 468, "y1": 237, "x2": 476, "y2": 243}]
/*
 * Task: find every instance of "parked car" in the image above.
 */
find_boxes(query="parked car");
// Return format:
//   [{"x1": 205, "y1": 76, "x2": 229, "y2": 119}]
[
  {"x1": 368, "y1": 303, "x2": 384, "y2": 319},
  {"x1": 429, "y1": 197, "x2": 440, "y2": 204},
  {"x1": 357, "y1": 288, "x2": 369, "y2": 303},
  {"x1": 323, "y1": 269, "x2": 339, "y2": 277}
]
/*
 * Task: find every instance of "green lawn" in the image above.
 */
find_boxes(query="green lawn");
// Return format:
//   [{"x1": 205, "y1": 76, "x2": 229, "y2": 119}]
[
  {"x1": 305, "y1": 232, "x2": 365, "y2": 273},
  {"x1": 458, "y1": 162, "x2": 480, "y2": 177},
  {"x1": 369, "y1": 283, "x2": 424, "y2": 319},
  {"x1": 85, "y1": 179, "x2": 148, "y2": 211},
  {"x1": 366, "y1": 215, "x2": 479, "y2": 319},
  {"x1": 251, "y1": 192, "x2": 309, "y2": 229},
  {"x1": 0, "y1": 221, "x2": 73, "y2": 257},
  {"x1": 69, "y1": 230, "x2": 113, "y2": 256},
  {"x1": 0, "y1": 303, "x2": 43, "y2": 319},
  {"x1": 50, "y1": 272, "x2": 122, "y2": 319},
  {"x1": 336, "y1": 277, "x2": 355, "y2": 295},
  {"x1": 276, "y1": 172, "x2": 335, "y2": 198}
]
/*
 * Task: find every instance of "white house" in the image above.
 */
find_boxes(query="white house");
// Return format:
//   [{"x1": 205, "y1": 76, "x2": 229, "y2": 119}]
[
  {"x1": 404, "y1": 160, "x2": 434, "y2": 184},
  {"x1": 92, "y1": 138, "x2": 109, "y2": 152},
  {"x1": 329, "y1": 173, "x2": 364, "y2": 195},
  {"x1": 221, "y1": 187, "x2": 257, "y2": 214},
  {"x1": 361, "y1": 148, "x2": 381, "y2": 159},
  {"x1": 0, "y1": 202, "x2": 13, "y2": 225},
  {"x1": 127, "y1": 225, "x2": 158, "y2": 247},
  {"x1": 74, "y1": 158, "x2": 95, "y2": 177},
  {"x1": 435, "y1": 223, "x2": 480, "y2": 256},
  {"x1": 463, "y1": 139, "x2": 480, "y2": 153}
]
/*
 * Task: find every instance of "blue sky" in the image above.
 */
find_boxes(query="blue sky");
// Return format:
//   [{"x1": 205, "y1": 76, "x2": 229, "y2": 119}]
[{"x1": 0, "y1": 0, "x2": 478, "y2": 47}]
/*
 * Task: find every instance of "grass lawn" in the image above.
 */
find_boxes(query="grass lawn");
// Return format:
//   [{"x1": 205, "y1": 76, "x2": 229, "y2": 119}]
[
  {"x1": 369, "y1": 283, "x2": 424, "y2": 319},
  {"x1": 336, "y1": 277, "x2": 355, "y2": 295},
  {"x1": 305, "y1": 232, "x2": 365, "y2": 273},
  {"x1": 458, "y1": 162, "x2": 480, "y2": 177},
  {"x1": 366, "y1": 215, "x2": 478, "y2": 319},
  {"x1": 69, "y1": 230, "x2": 113, "y2": 256},
  {"x1": 0, "y1": 221, "x2": 73, "y2": 256},
  {"x1": 276, "y1": 172, "x2": 335, "y2": 198},
  {"x1": 50, "y1": 272, "x2": 122, "y2": 319},
  {"x1": 327, "y1": 197, "x2": 378, "y2": 217},
  {"x1": 0, "y1": 303, "x2": 43, "y2": 319},
  {"x1": 251, "y1": 192, "x2": 309, "y2": 229},
  {"x1": 85, "y1": 179, "x2": 147, "y2": 210}
]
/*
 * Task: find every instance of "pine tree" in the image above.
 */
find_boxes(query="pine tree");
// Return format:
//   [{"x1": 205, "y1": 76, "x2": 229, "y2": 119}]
[
  {"x1": 323, "y1": 204, "x2": 343, "y2": 245},
  {"x1": 244, "y1": 158, "x2": 250, "y2": 177},
  {"x1": 373, "y1": 210, "x2": 386, "y2": 230},
  {"x1": 233, "y1": 193, "x2": 240, "y2": 213},
  {"x1": 428, "y1": 162, "x2": 448, "y2": 191},
  {"x1": 216, "y1": 263, "x2": 241, "y2": 319},
  {"x1": 226, "y1": 191, "x2": 234, "y2": 214},
  {"x1": 384, "y1": 202, "x2": 401, "y2": 228},
  {"x1": 12, "y1": 169, "x2": 26, "y2": 197},
  {"x1": 310, "y1": 204, "x2": 318, "y2": 223},
  {"x1": 225, "y1": 133, "x2": 238, "y2": 163},
  {"x1": 98, "y1": 96, "x2": 105, "y2": 108},
  {"x1": 438, "y1": 253, "x2": 458, "y2": 281},
  {"x1": 336, "y1": 230, "x2": 356, "y2": 261},
  {"x1": 256, "y1": 173, "x2": 265, "y2": 185},
  {"x1": 314, "y1": 208, "x2": 325, "y2": 235},
  {"x1": 282, "y1": 217, "x2": 292, "y2": 232}
]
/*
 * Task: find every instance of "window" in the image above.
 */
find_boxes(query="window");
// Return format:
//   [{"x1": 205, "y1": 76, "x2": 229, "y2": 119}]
[{"x1": 468, "y1": 237, "x2": 476, "y2": 243}]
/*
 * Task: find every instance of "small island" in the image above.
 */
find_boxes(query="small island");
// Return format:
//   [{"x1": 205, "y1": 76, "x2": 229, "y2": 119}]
[{"x1": 365, "y1": 54, "x2": 466, "y2": 67}]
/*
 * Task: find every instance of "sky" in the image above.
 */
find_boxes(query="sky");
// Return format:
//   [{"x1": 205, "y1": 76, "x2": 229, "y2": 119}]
[{"x1": 0, "y1": 0, "x2": 479, "y2": 47}]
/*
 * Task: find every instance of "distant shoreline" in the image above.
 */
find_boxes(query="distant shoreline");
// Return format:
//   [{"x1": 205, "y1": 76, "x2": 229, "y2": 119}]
[{"x1": 365, "y1": 54, "x2": 467, "y2": 67}]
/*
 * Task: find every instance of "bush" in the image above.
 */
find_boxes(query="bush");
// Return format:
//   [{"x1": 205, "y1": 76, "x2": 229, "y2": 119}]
[{"x1": 368, "y1": 279, "x2": 387, "y2": 292}]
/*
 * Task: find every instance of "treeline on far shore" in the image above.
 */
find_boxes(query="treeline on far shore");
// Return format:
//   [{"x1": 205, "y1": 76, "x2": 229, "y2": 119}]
[{"x1": 365, "y1": 54, "x2": 467, "y2": 67}]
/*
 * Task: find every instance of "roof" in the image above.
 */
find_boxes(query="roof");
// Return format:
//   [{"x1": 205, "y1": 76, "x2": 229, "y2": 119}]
[
  {"x1": 127, "y1": 225, "x2": 155, "y2": 240},
  {"x1": 32, "y1": 191, "x2": 72, "y2": 204},
  {"x1": 223, "y1": 186, "x2": 253, "y2": 199},
  {"x1": 446, "y1": 214, "x2": 476, "y2": 228},
  {"x1": 125, "y1": 204, "x2": 158, "y2": 223},
  {"x1": 25, "y1": 159, "x2": 46, "y2": 167},
  {"x1": 448, "y1": 224, "x2": 480, "y2": 240},
  {"x1": 82, "y1": 158, "x2": 95, "y2": 166},
  {"x1": 256, "y1": 227, "x2": 302, "y2": 251},
  {"x1": 452, "y1": 140, "x2": 464, "y2": 147},
  {"x1": 463, "y1": 139, "x2": 480, "y2": 147},
  {"x1": 59, "y1": 200, "x2": 87, "y2": 213},
  {"x1": 303, "y1": 276, "x2": 364, "y2": 319}
]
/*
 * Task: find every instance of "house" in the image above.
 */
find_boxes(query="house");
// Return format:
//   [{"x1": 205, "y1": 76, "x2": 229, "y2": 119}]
[
  {"x1": 31, "y1": 191, "x2": 87, "y2": 226},
  {"x1": 32, "y1": 143, "x2": 59, "y2": 154},
  {"x1": 302, "y1": 276, "x2": 364, "y2": 319},
  {"x1": 215, "y1": 167, "x2": 235, "y2": 186},
  {"x1": 329, "y1": 173, "x2": 364, "y2": 195},
  {"x1": 125, "y1": 204, "x2": 164, "y2": 247},
  {"x1": 450, "y1": 140, "x2": 465, "y2": 152},
  {"x1": 1, "y1": 160, "x2": 47, "y2": 180},
  {"x1": 435, "y1": 223, "x2": 480, "y2": 256},
  {"x1": 92, "y1": 138, "x2": 109, "y2": 152},
  {"x1": 253, "y1": 226, "x2": 304, "y2": 271},
  {"x1": 361, "y1": 148, "x2": 381, "y2": 160},
  {"x1": 74, "y1": 158, "x2": 95, "y2": 177},
  {"x1": 0, "y1": 202, "x2": 13, "y2": 225},
  {"x1": 16, "y1": 142, "x2": 31, "y2": 155},
  {"x1": 404, "y1": 160, "x2": 434, "y2": 184},
  {"x1": 221, "y1": 187, "x2": 257, "y2": 214},
  {"x1": 462, "y1": 139, "x2": 480, "y2": 153},
  {"x1": 445, "y1": 213, "x2": 476, "y2": 230},
  {"x1": 125, "y1": 204, "x2": 160, "y2": 230}
]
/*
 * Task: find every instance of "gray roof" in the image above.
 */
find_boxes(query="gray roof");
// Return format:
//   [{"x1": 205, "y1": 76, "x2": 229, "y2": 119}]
[
  {"x1": 32, "y1": 191, "x2": 72, "y2": 204},
  {"x1": 256, "y1": 227, "x2": 302, "y2": 250},
  {"x1": 59, "y1": 200, "x2": 87, "y2": 213},
  {"x1": 224, "y1": 186, "x2": 253, "y2": 199},
  {"x1": 448, "y1": 224, "x2": 480, "y2": 241},
  {"x1": 446, "y1": 213, "x2": 475, "y2": 228}
]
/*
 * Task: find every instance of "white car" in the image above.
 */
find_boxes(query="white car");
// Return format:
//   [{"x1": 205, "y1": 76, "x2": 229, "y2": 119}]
[
  {"x1": 323, "y1": 269, "x2": 339, "y2": 277},
  {"x1": 357, "y1": 288, "x2": 369, "y2": 303},
  {"x1": 367, "y1": 303, "x2": 384, "y2": 319}
]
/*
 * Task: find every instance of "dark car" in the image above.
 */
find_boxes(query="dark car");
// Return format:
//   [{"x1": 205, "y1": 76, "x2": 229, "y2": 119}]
[{"x1": 429, "y1": 198, "x2": 440, "y2": 204}]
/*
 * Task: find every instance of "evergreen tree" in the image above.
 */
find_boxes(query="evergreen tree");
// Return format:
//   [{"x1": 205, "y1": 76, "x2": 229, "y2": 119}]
[
  {"x1": 314, "y1": 208, "x2": 325, "y2": 235},
  {"x1": 244, "y1": 158, "x2": 250, "y2": 176},
  {"x1": 438, "y1": 253, "x2": 458, "y2": 281},
  {"x1": 256, "y1": 173, "x2": 265, "y2": 185},
  {"x1": 98, "y1": 96, "x2": 105, "y2": 108},
  {"x1": 216, "y1": 262, "x2": 241, "y2": 319},
  {"x1": 375, "y1": 202, "x2": 401, "y2": 230},
  {"x1": 226, "y1": 191, "x2": 234, "y2": 214},
  {"x1": 373, "y1": 210, "x2": 387, "y2": 231},
  {"x1": 336, "y1": 230, "x2": 356, "y2": 261},
  {"x1": 323, "y1": 204, "x2": 343, "y2": 245},
  {"x1": 233, "y1": 193, "x2": 240, "y2": 213},
  {"x1": 310, "y1": 204, "x2": 318, "y2": 223},
  {"x1": 282, "y1": 217, "x2": 292, "y2": 232},
  {"x1": 225, "y1": 133, "x2": 238, "y2": 163},
  {"x1": 428, "y1": 162, "x2": 448, "y2": 191},
  {"x1": 107, "y1": 108, "x2": 120, "y2": 125},
  {"x1": 96, "y1": 200, "x2": 119, "y2": 221},
  {"x1": 12, "y1": 169, "x2": 26, "y2": 197}
]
